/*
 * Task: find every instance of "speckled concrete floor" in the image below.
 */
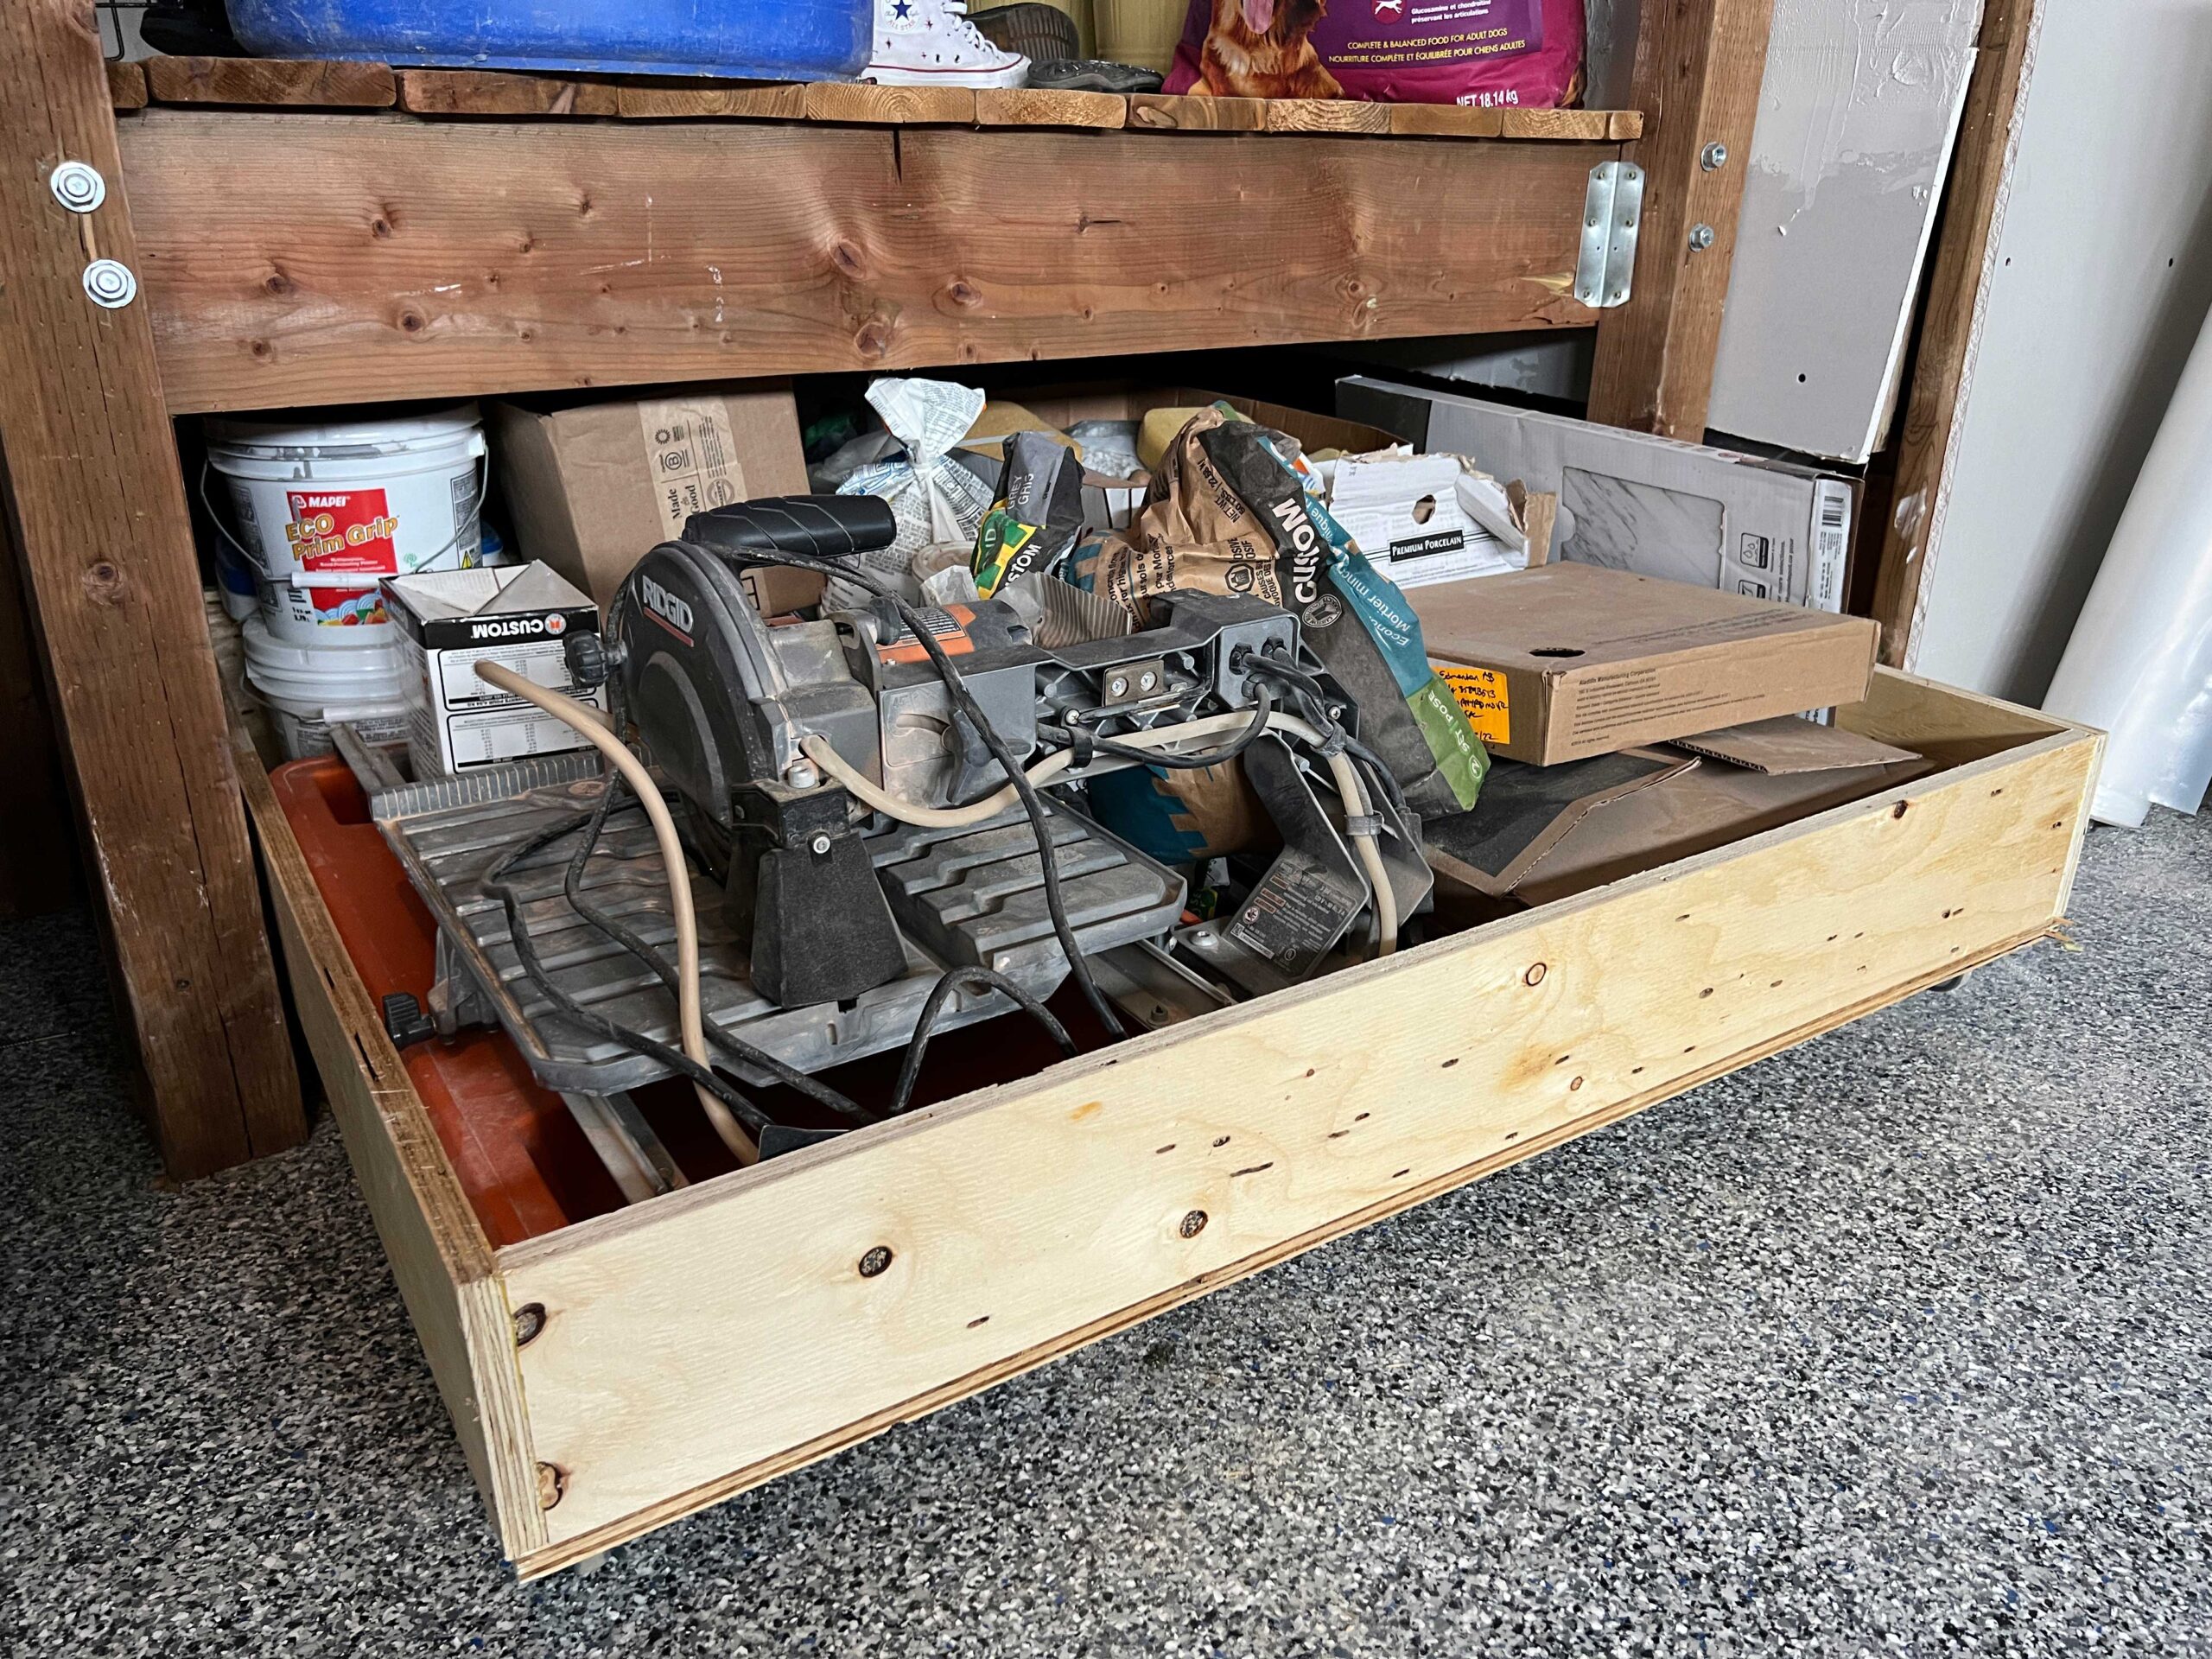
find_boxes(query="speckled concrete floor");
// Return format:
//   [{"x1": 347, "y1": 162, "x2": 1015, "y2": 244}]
[{"x1": 3, "y1": 809, "x2": 2208, "y2": 1657}]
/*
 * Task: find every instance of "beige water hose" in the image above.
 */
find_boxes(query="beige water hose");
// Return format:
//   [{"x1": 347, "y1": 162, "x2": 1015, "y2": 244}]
[{"x1": 472, "y1": 661, "x2": 758, "y2": 1166}]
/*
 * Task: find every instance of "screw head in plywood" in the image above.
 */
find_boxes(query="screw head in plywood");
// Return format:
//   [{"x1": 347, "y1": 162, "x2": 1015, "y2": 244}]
[
  {"x1": 50, "y1": 160, "x2": 106, "y2": 213},
  {"x1": 83, "y1": 259, "x2": 137, "y2": 308}
]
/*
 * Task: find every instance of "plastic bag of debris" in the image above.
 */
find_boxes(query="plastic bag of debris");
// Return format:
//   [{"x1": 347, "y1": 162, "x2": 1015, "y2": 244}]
[{"x1": 830, "y1": 378, "x2": 995, "y2": 608}]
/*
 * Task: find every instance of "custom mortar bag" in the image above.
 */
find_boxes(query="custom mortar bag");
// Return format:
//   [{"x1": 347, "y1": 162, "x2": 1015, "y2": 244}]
[
  {"x1": 1161, "y1": 0, "x2": 1584, "y2": 108},
  {"x1": 1077, "y1": 404, "x2": 1489, "y2": 819}
]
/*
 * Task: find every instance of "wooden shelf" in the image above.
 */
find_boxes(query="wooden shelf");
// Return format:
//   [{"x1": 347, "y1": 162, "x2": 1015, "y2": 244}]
[
  {"x1": 118, "y1": 54, "x2": 1642, "y2": 142},
  {"x1": 118, "y1": 109, "x2": 1619, "y2": 416}
]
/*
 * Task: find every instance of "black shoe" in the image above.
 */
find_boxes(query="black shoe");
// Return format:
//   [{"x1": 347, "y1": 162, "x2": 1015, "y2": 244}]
[
  {"x1": 969, "y1": 4, "x2": 1083, "y2": 62},
  {"x1": 1027, "y1": 58, "x2": 1166, "y2": 93}
]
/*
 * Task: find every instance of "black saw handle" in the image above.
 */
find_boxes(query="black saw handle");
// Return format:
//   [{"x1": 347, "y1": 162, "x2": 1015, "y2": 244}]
[{"x1": 682, "y1": 495, "x2": 898, "y2": 567}]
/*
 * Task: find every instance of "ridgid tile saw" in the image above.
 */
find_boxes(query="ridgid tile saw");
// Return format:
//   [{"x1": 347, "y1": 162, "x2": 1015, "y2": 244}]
[{"x1": 368, "y1": 495, "x2": 1428, "y2": 1160}]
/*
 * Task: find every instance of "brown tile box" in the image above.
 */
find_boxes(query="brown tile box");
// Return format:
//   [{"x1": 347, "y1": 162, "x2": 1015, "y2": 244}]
[
  {"x1": 1410, "y1": 562, "x2": 1881, "y2": 766},
  {"x1": 487, "y1": 385, "x2": 816, "y2": 618}
]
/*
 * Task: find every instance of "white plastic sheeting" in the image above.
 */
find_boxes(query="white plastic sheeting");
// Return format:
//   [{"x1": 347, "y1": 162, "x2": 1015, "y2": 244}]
[{"x1": 2043, "y1": 301, "x2": 2212, "y2": 827}]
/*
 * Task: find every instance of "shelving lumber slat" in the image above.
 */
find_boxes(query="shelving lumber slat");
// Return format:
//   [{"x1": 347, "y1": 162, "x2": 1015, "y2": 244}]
[
  {"x1": 1586, "y1": 0, "x2": 1779, "y2": 437},
  {"x1": 118, "y1": 113, "x2": 1613, "y2": 416},
  {"x1": 0, "y1": 3, "x2": 303, "y2": 1175}
]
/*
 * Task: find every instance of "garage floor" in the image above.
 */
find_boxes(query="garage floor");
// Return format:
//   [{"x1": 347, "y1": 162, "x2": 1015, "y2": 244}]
[{"x1": 3, "y1": 810, "x2": 2207, "y2": 1656}]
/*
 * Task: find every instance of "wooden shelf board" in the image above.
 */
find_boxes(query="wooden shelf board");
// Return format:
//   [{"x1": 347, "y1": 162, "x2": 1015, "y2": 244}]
[
  {"x1": 126, "y1": 56, "x2": 1637, "y2": 140},
  {"x1": 116, "y1": 111, "x2": 1605, "y2": 415}
]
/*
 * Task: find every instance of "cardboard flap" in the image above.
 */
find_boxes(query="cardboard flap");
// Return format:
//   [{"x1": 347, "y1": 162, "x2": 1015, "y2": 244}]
[
  {"x1": 1510, "y1": 753, "x2": 1935, "y2": 906},
  {"x1": 1422, "y1": 750, "x2": 1696, "y2": 896},
  {"x1": 1669, "y1": 715, "x2": 1919, "y2": 774},
  {"x1": 387, "y1": 563, "x2": 593, "y2": 620}
]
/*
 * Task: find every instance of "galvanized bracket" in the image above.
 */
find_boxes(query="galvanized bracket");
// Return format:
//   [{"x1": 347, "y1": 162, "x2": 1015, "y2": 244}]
[{"x1": 1574, "y1": 162, "x2": 1644, "y2": 309}]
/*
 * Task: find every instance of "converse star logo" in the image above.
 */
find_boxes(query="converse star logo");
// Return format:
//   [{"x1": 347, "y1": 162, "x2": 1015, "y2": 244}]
[{"x1": 892, "y1": 0, "x2": 912, "y2": 16}]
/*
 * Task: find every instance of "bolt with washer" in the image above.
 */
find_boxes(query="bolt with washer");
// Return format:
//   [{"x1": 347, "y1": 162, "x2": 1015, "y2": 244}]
[
  {"x1": 809, "y1": 833, "x2": 833, "y2": 856},
  {"x1": 50, "y1": 160, "x2": 105, "y2": 213},
  {"x1": 1700, "y1": 142, "x2": 1730, "y2": 172},
  {"x1": 786, "y1": 759, "x2": 820, "y2": 790},
  {"x1": 82, "y1": 259, "x2": 137, "y2": 308},
  {"x1": 1107, "y1": 676, "x2": 1128, "y2": 698},
  {"x1": 1688, "y1": 224, "x2": 1717, "y2": 252}
]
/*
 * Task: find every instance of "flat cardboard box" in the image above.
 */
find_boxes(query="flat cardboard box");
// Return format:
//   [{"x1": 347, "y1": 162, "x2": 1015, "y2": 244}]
[
  {"x1": 1426, "y1": 717, "x2": 1927, "y2": 906},
  {"x1": 1337, "y1": 376, "x2": 1858, "y2": 613},
  {"x1": 1409, "y1": 562, "x2": 1879, "y2": 765},
  {"x1": 487, "y1": 385, "x2": 815, "y2": 619},
  {"x1": 383, "y1": 563, "x2": 606, "y2": 779}
]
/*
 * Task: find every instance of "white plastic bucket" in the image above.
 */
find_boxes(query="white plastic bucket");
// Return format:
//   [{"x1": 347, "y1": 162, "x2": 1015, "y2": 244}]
[
  {"x1": 207, "y1": 404, "x2": 486, "y2": 648},
  {"x1": 240, "y1": 616, "x2": 413, "y2": 761}
]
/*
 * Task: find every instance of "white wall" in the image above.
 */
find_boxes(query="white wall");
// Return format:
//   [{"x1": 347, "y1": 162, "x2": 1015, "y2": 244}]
[{"x1": 1909, "y1": 0, "x2": 2212, "y2": 702}]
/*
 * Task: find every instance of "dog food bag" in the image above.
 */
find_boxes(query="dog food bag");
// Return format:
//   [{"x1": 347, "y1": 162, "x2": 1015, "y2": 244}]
[
  {"x1": 1162, "y1": 0, "x2": 1584, "y2": 108},
  {"x1": 1076, "y1": 404, "x2": 1490, "y2": 819},
  {"x1": 971, "y1": 429, "x2": 1087, "y2": 599}
]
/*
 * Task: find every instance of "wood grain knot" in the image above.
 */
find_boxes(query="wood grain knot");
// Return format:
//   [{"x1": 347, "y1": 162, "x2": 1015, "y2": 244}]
[
  {"x1": 1179, "y1": 1210, "x2": 1208, "y2": 1238},
  {"x1": 512, "y1": 1302, "x2": 546, "y2": 1347},
  {"x1": 81, "y1": 561, "x2": 124, "y2": 605},
  {"x1": 1524, "y1": 962, "x2": 1547, "y2": 986},
  {"x1": 830, "y1": 242, "x2": 866, "y2": 277},
  {"x1": 854, "y1": 320, "x2": 893, "y2": 358},
  {"x1": 537, "y1": 1462, "x2": 566, "y2": 1510},
  {"x1": 858, "y1": 1245, "x2": 893, "y2": 1278}
]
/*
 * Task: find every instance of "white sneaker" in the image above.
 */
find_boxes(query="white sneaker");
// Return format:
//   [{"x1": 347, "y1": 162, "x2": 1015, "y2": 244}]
[{"x1": 863, "y1": 0, "x2": 1029, "y2": 88}]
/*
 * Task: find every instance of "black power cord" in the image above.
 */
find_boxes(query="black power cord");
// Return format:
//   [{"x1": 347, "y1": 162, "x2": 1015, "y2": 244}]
[
  {"x1": 890, "y1": 966, "x2": 1077, "y2": 1117},
  {"x1": 480, "y1": 809, "x2": 773, "y2": 1138},
  {"x1": 1238, "y1": 651, "x2": 1413, "y2": 824},
  {"x1": 554, "y1": 767, "x2": 880, "y2": 1124},
  {"x1": 699, "y1": 532, "x2": 1128, "y2": 1041},
  {"x1": 1068, "y1": 683, "x2": 1276, "y2": 772}
]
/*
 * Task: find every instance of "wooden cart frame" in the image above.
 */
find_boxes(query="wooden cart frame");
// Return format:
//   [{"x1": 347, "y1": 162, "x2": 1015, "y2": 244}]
[{"x1": 0, "y1": 0, "x2": 1787, "y2": 1176}]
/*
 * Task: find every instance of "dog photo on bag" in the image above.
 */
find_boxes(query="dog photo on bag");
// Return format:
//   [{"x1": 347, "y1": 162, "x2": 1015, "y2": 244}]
[{"x1": 1195, "y1": 0, "x2": 1343, "y2": 99}]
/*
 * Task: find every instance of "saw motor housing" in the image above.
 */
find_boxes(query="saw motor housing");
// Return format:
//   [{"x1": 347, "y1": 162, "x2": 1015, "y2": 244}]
[{"x1": 595, "y1": 498, "x2": 1309, "y2": 1010}]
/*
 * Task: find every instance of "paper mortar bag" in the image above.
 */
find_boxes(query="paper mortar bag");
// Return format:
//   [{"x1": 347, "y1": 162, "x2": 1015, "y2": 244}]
[{"x1": 1076, "y1": 405, "x2": 1489, "y2": 819}]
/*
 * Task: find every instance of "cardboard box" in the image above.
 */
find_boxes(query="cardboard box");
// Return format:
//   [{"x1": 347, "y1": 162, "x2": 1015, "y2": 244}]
[
  {"x1": 1337, "y1": 377, "x2": 1858, "y2": 613},
  {"x1": 1409, "y1": 562, "x2": 1879, "y2": 765},
  {"x1": 487, "y1": 385, "x2": 815, "y2": 619},
  {"x1": 1426, "y1": 717, "x2": 1928, "y2": 906},
  {"x1": 383, "y1": 563, "x2": 606, "y2": 778}
]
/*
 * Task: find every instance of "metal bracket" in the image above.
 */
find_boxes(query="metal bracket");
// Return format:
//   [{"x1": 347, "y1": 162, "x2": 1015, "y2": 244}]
[{"x1": 1574, "y1": 162, "x2": 1643, "y2": 310}]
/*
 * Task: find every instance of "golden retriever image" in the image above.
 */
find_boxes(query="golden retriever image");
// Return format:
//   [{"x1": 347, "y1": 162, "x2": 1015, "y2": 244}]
[{"x1": 1196, "y1": 0, "x2": 1344, "y2": 100}]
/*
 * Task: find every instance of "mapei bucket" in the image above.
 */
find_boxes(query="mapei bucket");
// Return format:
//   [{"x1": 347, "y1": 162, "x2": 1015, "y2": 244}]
[
  {"x1": 240, "y1": 616, "x2": 413, "y2": 761},
  {"x1": 207, "y1": 404, "x2": 486, "y2": 647}
]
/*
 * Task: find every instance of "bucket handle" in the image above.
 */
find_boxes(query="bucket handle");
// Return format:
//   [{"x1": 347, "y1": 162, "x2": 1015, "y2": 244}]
[{"x1": 199, "y1": 448, "x2": 490, "y2": 586}]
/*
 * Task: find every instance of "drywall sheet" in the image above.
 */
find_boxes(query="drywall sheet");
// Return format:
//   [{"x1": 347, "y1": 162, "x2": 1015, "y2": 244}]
[
  {"x1": 1911, "y1": 0, "x2": 2212, "y2": 704},
  {"x1": 1707, "y1": 0, "x2": 1982, "y2": 463}
]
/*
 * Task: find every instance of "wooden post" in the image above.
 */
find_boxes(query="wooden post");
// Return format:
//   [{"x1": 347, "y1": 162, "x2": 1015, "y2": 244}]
[
  {"x1": 1869, "y1": 0, "x2": 2044, "y2": 668},
  {"x1": 1586, "y1": 0, "x2": 1779, "y2": 439},
  {"x1": 0, "y1": 1, "x2": 302, "y2": 1174}
]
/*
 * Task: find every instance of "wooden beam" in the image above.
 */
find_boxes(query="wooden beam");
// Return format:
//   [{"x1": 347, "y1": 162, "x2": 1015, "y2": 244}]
[
  {"x1": 973, "y1": 87, "x2": 1127, "y2": 130},
  {"x1": 1870, "y1": 0, "x2": 2044, "y2": 669},
  {"x1": 145, "y1": 54, "x2": 397, "y2": 110},
  {"x1": 106, "y1": 60, "x2": 147, "y2": 112},
  {"x1": 1586, "y1": 0, "x2": 1779, "y2": 438},
  {"x1": 0, "y1": 2, "x2": 302, "y2": 1174},
  {"x1": 117, "y1": 114, "x2": 1610, "y2": 415},
  {"x1": 396, "y1": 69, "x2": 620, "y2": 119}
]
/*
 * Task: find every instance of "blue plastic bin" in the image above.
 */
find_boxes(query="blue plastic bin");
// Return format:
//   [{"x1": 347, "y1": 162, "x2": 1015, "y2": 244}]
[{"x1": 222, "y1": 0, "x2": 873, "y2": 81}]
